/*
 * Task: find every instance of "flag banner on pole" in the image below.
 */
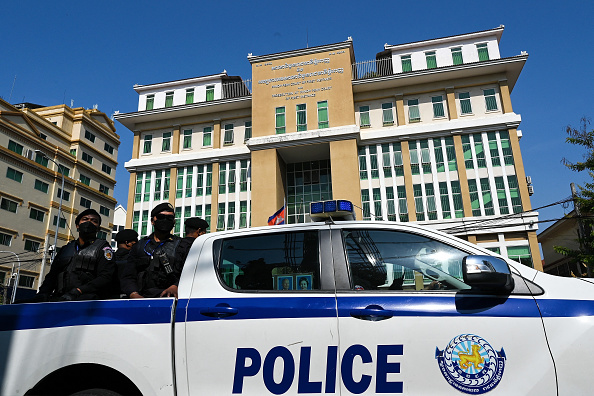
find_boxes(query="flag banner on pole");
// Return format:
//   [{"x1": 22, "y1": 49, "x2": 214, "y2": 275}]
[{"x1": 268, "y1": 205, "x2": 285, "y2": 225}]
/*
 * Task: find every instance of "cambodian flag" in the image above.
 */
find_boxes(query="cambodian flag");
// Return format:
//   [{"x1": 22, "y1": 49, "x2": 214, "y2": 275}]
[{"x1": 268, "y1": 205, "x2": 285, "y2": 225}]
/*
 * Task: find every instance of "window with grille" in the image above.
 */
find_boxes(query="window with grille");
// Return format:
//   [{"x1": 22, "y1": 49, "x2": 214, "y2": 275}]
[
  {"x1": 484, "y1": 89, "x2": 498, "y2": 111},
  {"x1": 432, "y1": 96, "x2": 445, "y2": 118},
  {"x1": 317, "y1": 101, "x2": 328, "y2": 129}
]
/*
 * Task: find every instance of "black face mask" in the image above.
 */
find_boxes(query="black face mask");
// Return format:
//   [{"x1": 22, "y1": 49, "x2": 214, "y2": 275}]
[
  {"x1": 78, "y1": 221, "x2": 98, "y2": 237},
  {"x1": 154, "y1": 218, "x2": 175, "y2": 233}
]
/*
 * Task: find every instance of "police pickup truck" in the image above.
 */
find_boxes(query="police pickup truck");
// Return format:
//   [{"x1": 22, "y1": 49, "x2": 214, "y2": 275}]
[{"x1": 1, "y1": 199, "x2": 594, "y2": 396}]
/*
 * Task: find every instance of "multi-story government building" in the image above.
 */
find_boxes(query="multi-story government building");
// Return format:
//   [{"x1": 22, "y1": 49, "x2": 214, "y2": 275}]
[
  {"x1": 0, "y1": 99, "x2": 119, "y2": 296},
  {"x1": 116, "y1": 26, "x2": 541, "y2": 270}
]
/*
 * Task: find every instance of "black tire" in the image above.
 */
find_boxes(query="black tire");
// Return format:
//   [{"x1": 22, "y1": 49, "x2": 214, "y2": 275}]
[{"x1": 69, "y1": 389, "x2": 122, "y2": 396}]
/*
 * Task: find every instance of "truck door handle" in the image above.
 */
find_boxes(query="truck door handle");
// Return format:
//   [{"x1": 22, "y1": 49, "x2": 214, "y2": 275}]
[
  {"x1": 200, "y1": 304, "x2": 238, "y2": 318},
  {"x1": 350, "y1": 305, "x2": 393, "y2": 321}
]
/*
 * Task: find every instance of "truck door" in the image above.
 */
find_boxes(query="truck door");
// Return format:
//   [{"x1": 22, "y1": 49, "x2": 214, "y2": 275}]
[
  {"x1": 332, "y1": 226, "x2": 556, "y2": 395},
  {"x1": 180, "y1": 227, "x2": 340, "y2": 396}
]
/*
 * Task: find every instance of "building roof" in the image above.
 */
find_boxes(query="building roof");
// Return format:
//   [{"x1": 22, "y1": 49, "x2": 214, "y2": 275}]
[{"x1": 383, "y1": 26, "x2": 505, "y2": 52}]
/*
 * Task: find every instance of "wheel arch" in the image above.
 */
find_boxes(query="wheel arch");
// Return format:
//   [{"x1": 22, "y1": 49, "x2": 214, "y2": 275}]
[{"x1": 24, "y1": 363, "x2": 141, "y2": 396}]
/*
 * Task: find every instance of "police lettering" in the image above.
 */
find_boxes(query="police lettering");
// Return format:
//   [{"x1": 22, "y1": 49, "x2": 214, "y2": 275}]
[{"x1": 232, "y1": 344, "x2": 403, "y2": 394}]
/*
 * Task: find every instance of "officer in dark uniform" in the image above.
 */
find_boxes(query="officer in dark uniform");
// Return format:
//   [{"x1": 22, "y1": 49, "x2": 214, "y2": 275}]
[
  {"x1": 34, "y1": 208, "x2": 115, "y2": 301},
  {"x1": 176, "y1": 217, "x2": 209, "y2": 265},
  {"x1": 121, "y1": 203, "x2": 188, "y2": 299},
  {"x1": 113, "y1": 229, "x2": 138, "y2": 297}
]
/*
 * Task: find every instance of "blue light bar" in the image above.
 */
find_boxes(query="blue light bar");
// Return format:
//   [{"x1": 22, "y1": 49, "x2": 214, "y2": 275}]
[
  {"x1": 337, "y1": 200, "x2": 353, "y2": 212},
  {"x1": 310, "y1": 202, "x2": 324, "y2": 215},
  {"x1": 324, "y1": 200, "x2": 337, "y2": 213},
  {"x1": 309, "y1": 199, "x2": 356, "y2": 221}
]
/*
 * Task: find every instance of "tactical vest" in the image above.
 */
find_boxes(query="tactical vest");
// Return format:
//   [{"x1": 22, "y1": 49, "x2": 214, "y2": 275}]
[
  {"x1": 137, "y1": 237, "x2": 181, "y2": 292},
  {"x1": 56, "y1": 239, "x2": 110, "y2": 294}
]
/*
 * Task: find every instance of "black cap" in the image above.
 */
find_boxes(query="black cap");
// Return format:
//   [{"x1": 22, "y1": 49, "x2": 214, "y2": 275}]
[
  {"x1": 185, "y1": 217, "x2": 209, "y2": 231},
  {"x1": 75, "y1": 208, "x2": 101, "y2": 225},
  {"x1": 115, "y1": 229, "x2": 139, "y2": 243},
  {"x1": 151, "y1": 202, "x2": 175, "y2": 217}
]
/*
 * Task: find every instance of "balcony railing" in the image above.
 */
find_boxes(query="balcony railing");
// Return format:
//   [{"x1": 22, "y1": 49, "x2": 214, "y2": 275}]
[
  {"x1": 351, "y1": 58, "x2": 393, "y2": 80},
  {"x1": 222, "y1": 79, "x2": 252, "y2": 99}
]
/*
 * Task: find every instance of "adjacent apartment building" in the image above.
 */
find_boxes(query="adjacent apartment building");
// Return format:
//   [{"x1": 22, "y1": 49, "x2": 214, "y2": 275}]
[
  {"x1": 116, "y1": 26, "x2": 541, "y2": 270},
  {"x1": 0, "y1": 99, "x2": 119, "y2": 294}
]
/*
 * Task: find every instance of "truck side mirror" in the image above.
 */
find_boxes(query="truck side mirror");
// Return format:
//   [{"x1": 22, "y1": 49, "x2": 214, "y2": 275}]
[{"x1": 462, "y1": 255, "x2": 514, "y2": 293}]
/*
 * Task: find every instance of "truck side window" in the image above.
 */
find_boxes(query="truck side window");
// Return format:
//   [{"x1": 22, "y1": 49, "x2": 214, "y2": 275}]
[
  {"x1": 342, "y1": 229, "x2": 471, "y2": 291},
  {"x1": 217, "y1": 231, "x2": 320, "y2": 291}
]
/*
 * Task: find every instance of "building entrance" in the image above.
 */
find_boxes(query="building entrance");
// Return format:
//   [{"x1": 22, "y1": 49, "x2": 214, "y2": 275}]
[{"x1": 286, "y1": 159, "x2": 332, "y2": 224}]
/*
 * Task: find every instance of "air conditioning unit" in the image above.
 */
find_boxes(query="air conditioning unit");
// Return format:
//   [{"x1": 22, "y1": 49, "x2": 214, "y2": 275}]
[
  {"x1": 526, "y1": 176, "x2": 532, "y2": 185},
  {"x1": 25, "y1": 149, "x2": 35, "y2": 161},
  {"x1": 527, "y1": 185, "x2": 534, "y2": 195}
]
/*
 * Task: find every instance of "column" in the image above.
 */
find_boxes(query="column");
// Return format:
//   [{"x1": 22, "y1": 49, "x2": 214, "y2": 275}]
[
  {"x1": 132, "y1": 131, "x2": 141, "y2": 159},
  {"x1": 250, "y1": 149, "x2": 285, "y2": 227},
  {"x1": 210, "y1": 162, "x2": 220, "y2": 233},
  {"x1": 400, "y1": 141, "x2": 416, "y2": 221},
  {"x1": 445, "y1": 87, "x2": 458, "y2": 120},
  {"x1": 329, "y1": 139, "x2": 363, "y2": 220},
  {"x1": 213, "y1": 119, "x2": 221, "y2": 149},
  {"x1": 172, "y1": 124, "x2": 181, "y2": 154},
  {"x1": 453, "y1": 135, "x2": 472, "y2": 217},
  {"x1": 498, "y1": 79, "x2": 513, "y2": 114},
  {"x1": 395, "y1": 94, "x2": 405, "y2": 126},
  {"x1": 528, "y1": 231, "x2": 543, "y2": 271},
  {"x1": 508, "y1": 128, "x2": 532, "y2": 211},
  {"x1": 125, "y1": 172, "x2": 136, "y2": 228}
]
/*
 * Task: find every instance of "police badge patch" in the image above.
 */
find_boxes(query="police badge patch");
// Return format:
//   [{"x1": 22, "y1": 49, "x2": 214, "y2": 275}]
[
  {"x1": 103, "y1": 247, "x2": 114, "y2": 260},
  {"x1": 435, "y1": 334, "x2": 505, "y2": 394}
]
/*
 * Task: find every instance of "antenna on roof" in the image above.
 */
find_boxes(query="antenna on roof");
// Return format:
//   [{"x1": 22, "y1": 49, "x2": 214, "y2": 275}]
[
  {"x1": 71, "y1": 99, "x2": 74, "y2": 107},
  {"x1": 93, "y1": 104, "x2": 98, "y2": 110},
  {"x1": 306, "y1": 28, "x2": 309, "y2": 48},
  {"x1": 8, "y1": 75, "x2": 16, "y2": 102}
]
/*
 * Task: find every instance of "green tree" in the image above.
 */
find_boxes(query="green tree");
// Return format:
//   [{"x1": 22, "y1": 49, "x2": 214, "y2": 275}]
[{"x1": 555, "y1": 117, "x2": 594, "y2": 276}]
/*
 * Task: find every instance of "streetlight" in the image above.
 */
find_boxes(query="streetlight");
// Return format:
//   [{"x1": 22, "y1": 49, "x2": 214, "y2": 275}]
[
  {"x1": 0, "y1": 251, "x2": 21, "y2": 304},
  {"x1": 35, "y1": 150, "x2": 65, "y2": 278}
]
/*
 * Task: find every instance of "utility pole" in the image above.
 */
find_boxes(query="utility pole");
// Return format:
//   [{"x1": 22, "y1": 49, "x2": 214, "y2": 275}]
[{"x1": 571, "y1": 182, "x2": 592, "y2": 277}]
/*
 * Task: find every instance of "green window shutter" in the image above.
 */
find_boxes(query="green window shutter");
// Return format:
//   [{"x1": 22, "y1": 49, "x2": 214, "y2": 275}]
[
  {"x1": 275, "y1": 107, "x2": 286, "y2": 134},
  {"x1": 451, "y1": 47, "x2": 463, "y2": 65},
  {"x1": 183, "y1": 130, "x2": 192, "y2": 149},
  {"x1": 477, "y1": 44, "x2": 489, "y2": 61},
  {"x1": 459, "y1": 92, "x2": 472, "y2": 114},
  {"x1": 296, "y1": 104, "x2": 307, "y2": 131},
  {"x1": 244, "y1": 121, "x2": 252, "y2": 140},
  {"x1": 224, "y1": 124, "x2": 234, "y2": 144},
  {"x1": 484, "y1": 89, "x2": 498, "y2": 111},
  {"x1": 162, "y1": 132, "x2": 171, "y2": 151},
  {"x1": 408, "y1": 99, "x2": 420, "y2": 122},
  {"x1": 203, "y1": 127, "x2": 212, "y2": 146},
  {"x1": 165, "y1": 92, "x2": 173, "y2": 108},
  {"x1": 401, "y1": 55, "x2": 412, "y2": 72},
  {"x1": 359, "y1": 106, "x2": 370, "y2": 127},
  {"x1": 146, "y1": 95, "x2": 154, "y2": 110},
  {"x1": 432, "y1": 96, "x2": 445, "y2": 118},
  {"x1": 425, "y1": 52, "x2": 437, "y2": 69},
  {"x1": 381, "y1": 103, "x2": 394, "y2": 125},
  {"x1": 206, "y1": 86, "x2": 214, "y2": 101},
  {"x1": 318, "y1": 101, "x2": 329, "y2": 129},
  {"x1": 186, "y1": 89, "x2": 194, "y2": 104}
]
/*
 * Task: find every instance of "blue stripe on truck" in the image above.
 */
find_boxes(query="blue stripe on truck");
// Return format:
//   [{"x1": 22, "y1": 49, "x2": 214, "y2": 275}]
[
  {"x1": 2, "y1": 296, "x2": 594, "y2": 331},
  {"x1": 0, "y1": 299, "x2": 174, "y2": 331}
]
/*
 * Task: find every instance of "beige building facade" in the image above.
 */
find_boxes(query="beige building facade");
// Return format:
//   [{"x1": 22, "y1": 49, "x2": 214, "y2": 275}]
[
  {"x1": 0, "y1": 100, "x2": 119, "y2": 295},
  {"x1": 117, "y1": 26, "x2": 542, "y2": 270}
]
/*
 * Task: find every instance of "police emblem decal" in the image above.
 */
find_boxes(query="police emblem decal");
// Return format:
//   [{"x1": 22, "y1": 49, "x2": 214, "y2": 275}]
[
  {"x1": 103, "y1": 247, "x2": 113, "y2": 260},
  {"x1": 435, "y1": 334, "x2": 505, "y2": 394}
]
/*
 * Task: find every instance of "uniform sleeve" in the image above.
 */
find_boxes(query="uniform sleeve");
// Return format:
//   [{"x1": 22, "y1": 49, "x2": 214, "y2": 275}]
[
  {"x1": 120, "y1": 243, "x2": 142, "y2": 296},
  {"x1": 38, "y1": 246, "x2": 68, "y2": 295},
  {"x1": 172, "y1": 238, "x2": 192, "y2": 286},
  {"x1": 78, "y1": 247, "x2": 116, "y2": 295}
]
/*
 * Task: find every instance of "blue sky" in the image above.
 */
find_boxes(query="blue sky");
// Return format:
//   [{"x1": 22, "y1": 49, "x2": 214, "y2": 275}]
[{"x1": 2, "y1": 0, "x2": 592, "y2": 230}]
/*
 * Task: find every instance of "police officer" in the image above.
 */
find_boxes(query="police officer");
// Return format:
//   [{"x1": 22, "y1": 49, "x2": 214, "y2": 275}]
[
  {"x1": 121, "y1": 203, "x2": 188, "y2": 298},
  {"x1": 113, "y1": 229, "x2": 138, "y2": 297},
  {"x1": 184, "y1": 217, "x2": 209, "y2": 239},
  {"x1": 35, "y1": 208, "x2": 115, "y2": 301}
]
